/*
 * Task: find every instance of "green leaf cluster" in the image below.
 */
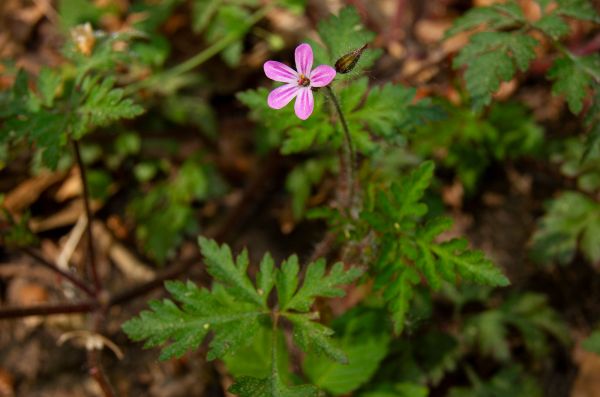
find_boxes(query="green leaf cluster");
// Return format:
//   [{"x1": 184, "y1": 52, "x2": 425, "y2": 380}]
[
  {"x1": 448, "y1": 365, "x2": 542, "y2": 397},
  {"x1": 448, "y1": 0, "x2": 600, "y2": 112},
  {"x1": 463, "y1": 293, "x2": 569, "y2": 361},
  {"x1": 361, "y1": 161, "x2": 509, "y2": 333},
  {"x1": 123, "y1": 238, "x2": 362, "y2": 394},
  {"x1": 312, "y1": 6, "x2": 380, "y2": 73},
  {"x1": 413, "y1": 101, "x2": 544, "y2": 191},
  {"x1": 128, "y1": 157, "x2": 225, "y2": 264},
  {"x1": 0, "y1": 29, "x2": 143, "y2": 169},
  {"x1": 531, "y1": 191, "x2": 600, "y2": 265},
  {"x1": 453, "y1": 31, "x2": 538, "y2": 110}
]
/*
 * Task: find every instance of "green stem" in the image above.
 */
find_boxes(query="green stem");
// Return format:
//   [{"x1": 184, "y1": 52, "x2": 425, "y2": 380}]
[
  {"x1": 325, "y1": 85, "x2": 357, "y2": 211},
  {"x1": 124, "y1": 5, "x2": 272, "y2": 95}
]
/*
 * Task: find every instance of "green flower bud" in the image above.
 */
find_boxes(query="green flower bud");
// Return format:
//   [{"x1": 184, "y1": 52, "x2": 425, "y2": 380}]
[{"x1": 334, "y1": 44, "x2": 368, "y2": 74}]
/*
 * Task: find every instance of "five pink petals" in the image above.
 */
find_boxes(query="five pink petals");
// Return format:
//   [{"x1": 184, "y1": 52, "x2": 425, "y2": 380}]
[{"x1": 263, "y1": 43, "x2": 336, "y2": 120}]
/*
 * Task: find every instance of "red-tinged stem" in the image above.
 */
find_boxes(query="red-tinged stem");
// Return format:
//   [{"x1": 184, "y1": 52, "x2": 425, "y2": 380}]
[
  {"x1": 23, "y1": 247, "x2": 96, "y2": 298},
  {"x1": 0, "y1": 301, "x2": 96, "y2": 319},
  {"x1": 88, "y1": 348, "x2": 115, "y2": 397}
]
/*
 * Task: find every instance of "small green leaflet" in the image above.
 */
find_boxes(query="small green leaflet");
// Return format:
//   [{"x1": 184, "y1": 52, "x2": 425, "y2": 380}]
[
  {"x1": 548, "y1": 55, "x2": 600, "y2": 114},
  {"x1": 315, "y1": 6, "x2": 379, "y2": 71},
  {"x1": 446, "y1": 2, "x2": 524, "y2": 36},
  {"x1": 582, "y1": 331, "x2": 600, "y2": 355}
]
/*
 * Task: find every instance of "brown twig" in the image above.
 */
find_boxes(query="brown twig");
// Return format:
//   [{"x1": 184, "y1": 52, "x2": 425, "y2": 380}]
[{"x1": 72, "y1": 139, "x2": 102, "y2": 293}]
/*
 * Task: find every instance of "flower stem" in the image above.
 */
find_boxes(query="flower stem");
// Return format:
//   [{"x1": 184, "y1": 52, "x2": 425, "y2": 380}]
[
  {"x1": 71, "y1": 139, "x2": 102, "y2": 293},
  {"x1": 325, "y1": 85, "x2": 357, "y2": 211}
]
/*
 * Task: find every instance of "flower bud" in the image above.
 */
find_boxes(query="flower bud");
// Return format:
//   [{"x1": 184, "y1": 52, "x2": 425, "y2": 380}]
[{"x1": 335, "y1": 44, "x2": 368, "y2": 74}]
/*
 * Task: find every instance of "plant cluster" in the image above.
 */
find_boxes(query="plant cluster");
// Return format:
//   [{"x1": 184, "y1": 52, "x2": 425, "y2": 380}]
[{"x1": 1, "y1": 0, "x2": 599, "y2": 396}]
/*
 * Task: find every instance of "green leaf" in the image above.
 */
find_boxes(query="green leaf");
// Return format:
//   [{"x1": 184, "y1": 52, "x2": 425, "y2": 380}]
[
  {"x1": 431, "y1": 239, "x2": 510, "y2": 286},
  {"x1": 303, "y1": 309, "x2": 391, "y2": 395},
  {"x1": 361, "y1": 383, "x2": 429, "y2": 397},
  {"x1": 556, "y1": 0, "x2": 600, "y2": 23},
  {"x1": 256, "y1": 253, "x2": 276, "y2": 305},
  {"x1": 74, "y1": 76, "x2": 144, "y2": 139},
  {"x1": 365, "y1": 161, "x2": 508, "y2": 333},
  {"x1": 383, "y1": 161, "x2": 435, "y2": 225},
  {"x1": 454, "y1": 32, "x2": 538, "y2": 110},
  {"x1": 198, "y1": 237, "x2": 266, "y2": 307},
  {"x1": 230, "y1": 376, "x2": 319, "y2": 397},
  {"x1": 349, "y1": 83, "x2": 435, "y2": 138},
  {"x1": 533, "y1": 13, "x2": 571, "y2": 39},
  {"x1": 448, "y1": 366, "x2": 542, "y2": 397},
  {"x1": 275, "y1": 255, "x2": 300, "y2": 310},
  {"x1": 37, "y1": 67, "x2": 62, "y2": 107},
  {"x1": 464, "y1": 293, "x2": 568, "y2": 361},
  {"x1": 386, "y1": 266, "x2": 420, "y2": 334},
  {"x1": 286, "y1": 159, "x2": 334, "y2": 219},
  {"x1": 229, "y1": 319, "x2": 320, "y2": 397},
  {"x1": 316, "y1": 7, "x2": 379, "y2": 71},
  {"x1": 446, "y1": 2, "x2": 523, "y2": 36},
  {"x1": 284, "y1": 260, "x2": 363, "y2": 312},
  {"x1": 548, "y1": 55, "x2": 599, "y2": 114},
  {"x1": 223, "y1": 326, "x2": 290, "y2": 380},
  {"x1": 582, "y1": 88, "x2": 600, "y2": 161},
  {"x1": 121, "y1": 280, "x2": 265, "y2": 360},
  {"x1": 286, "y1": 313, "x2": 348, "y2": 364},
  {"x1": 532, "y1": 191, "x2": 600, "y2": 264},
  {"x1": 582, "y1": 331, "x2": 600, "y2": 355},
  {"x1": 5, "y1": 109, "x2": 65, "y2": 169}
]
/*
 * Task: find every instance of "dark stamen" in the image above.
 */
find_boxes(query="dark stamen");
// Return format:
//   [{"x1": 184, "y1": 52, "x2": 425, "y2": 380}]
[{"x1": 298, "y1": 74, "x2": 310, "y2": 87}]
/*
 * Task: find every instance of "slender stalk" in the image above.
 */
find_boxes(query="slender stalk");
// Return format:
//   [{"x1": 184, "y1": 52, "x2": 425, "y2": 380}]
[
  {"x1": 124, "y1": 5, "x2": 272, "y2": 95},
  {"x1": 23, "y1": 248, "x2": 96, "y2": 298},
  {"x1": 72, "y1": 139, "x2": 102, "y2": 293},
  {"x1": 325, "y1": 85, "x2": 357, "y2": 210},
  {"x1": 88, "y1": 349, "x2": 115, "y2": 397},
  {"x1": 0, "y1": 301, "x2": 95, "y2": 319}
]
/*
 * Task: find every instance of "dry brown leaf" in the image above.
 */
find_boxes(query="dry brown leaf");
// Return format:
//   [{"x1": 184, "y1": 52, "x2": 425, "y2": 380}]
[
  {"x1": 93, "y1": 221, "x2": 155, "y2": 282},
  {"x1": 0, "y1": 367, "x2": 14, "y2": 397},
  {"x1": 7, "y1": 280, "x2": 49, "y2": 306},
  {"x1": 3, "y1": 171, "x2": 65, "y2": 214},
  {"x1": 29, "y1": 199, "x2": 101, "y2": 232}
]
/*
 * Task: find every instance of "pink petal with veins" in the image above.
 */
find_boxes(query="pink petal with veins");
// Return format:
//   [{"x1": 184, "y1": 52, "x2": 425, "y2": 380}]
[
  {"x1": 295, "y1": 43, "x2": 313, "y2": 76},
  {"x1": 264, "y1": 61, "x2": 298, "y2": 83},
  {"x1": 267, "y1": 83, "x2": 299, "y2": 109},
  {"x1": 310, "y1": 65, "x2": 336, "y2": 87},
  {"x1": 294, "y1": 87, "x2": 314, "y2": 120}
]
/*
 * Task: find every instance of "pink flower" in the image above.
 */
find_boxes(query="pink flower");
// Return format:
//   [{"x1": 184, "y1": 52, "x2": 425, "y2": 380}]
[{"x1": 263, "y1": 43, "x2": 336, "y2": 120}]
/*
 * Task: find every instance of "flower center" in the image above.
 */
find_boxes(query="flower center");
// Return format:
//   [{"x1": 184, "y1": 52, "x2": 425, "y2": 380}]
[{"x1": 297, "y1": 74, "x2": 310, "y2": 87}]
